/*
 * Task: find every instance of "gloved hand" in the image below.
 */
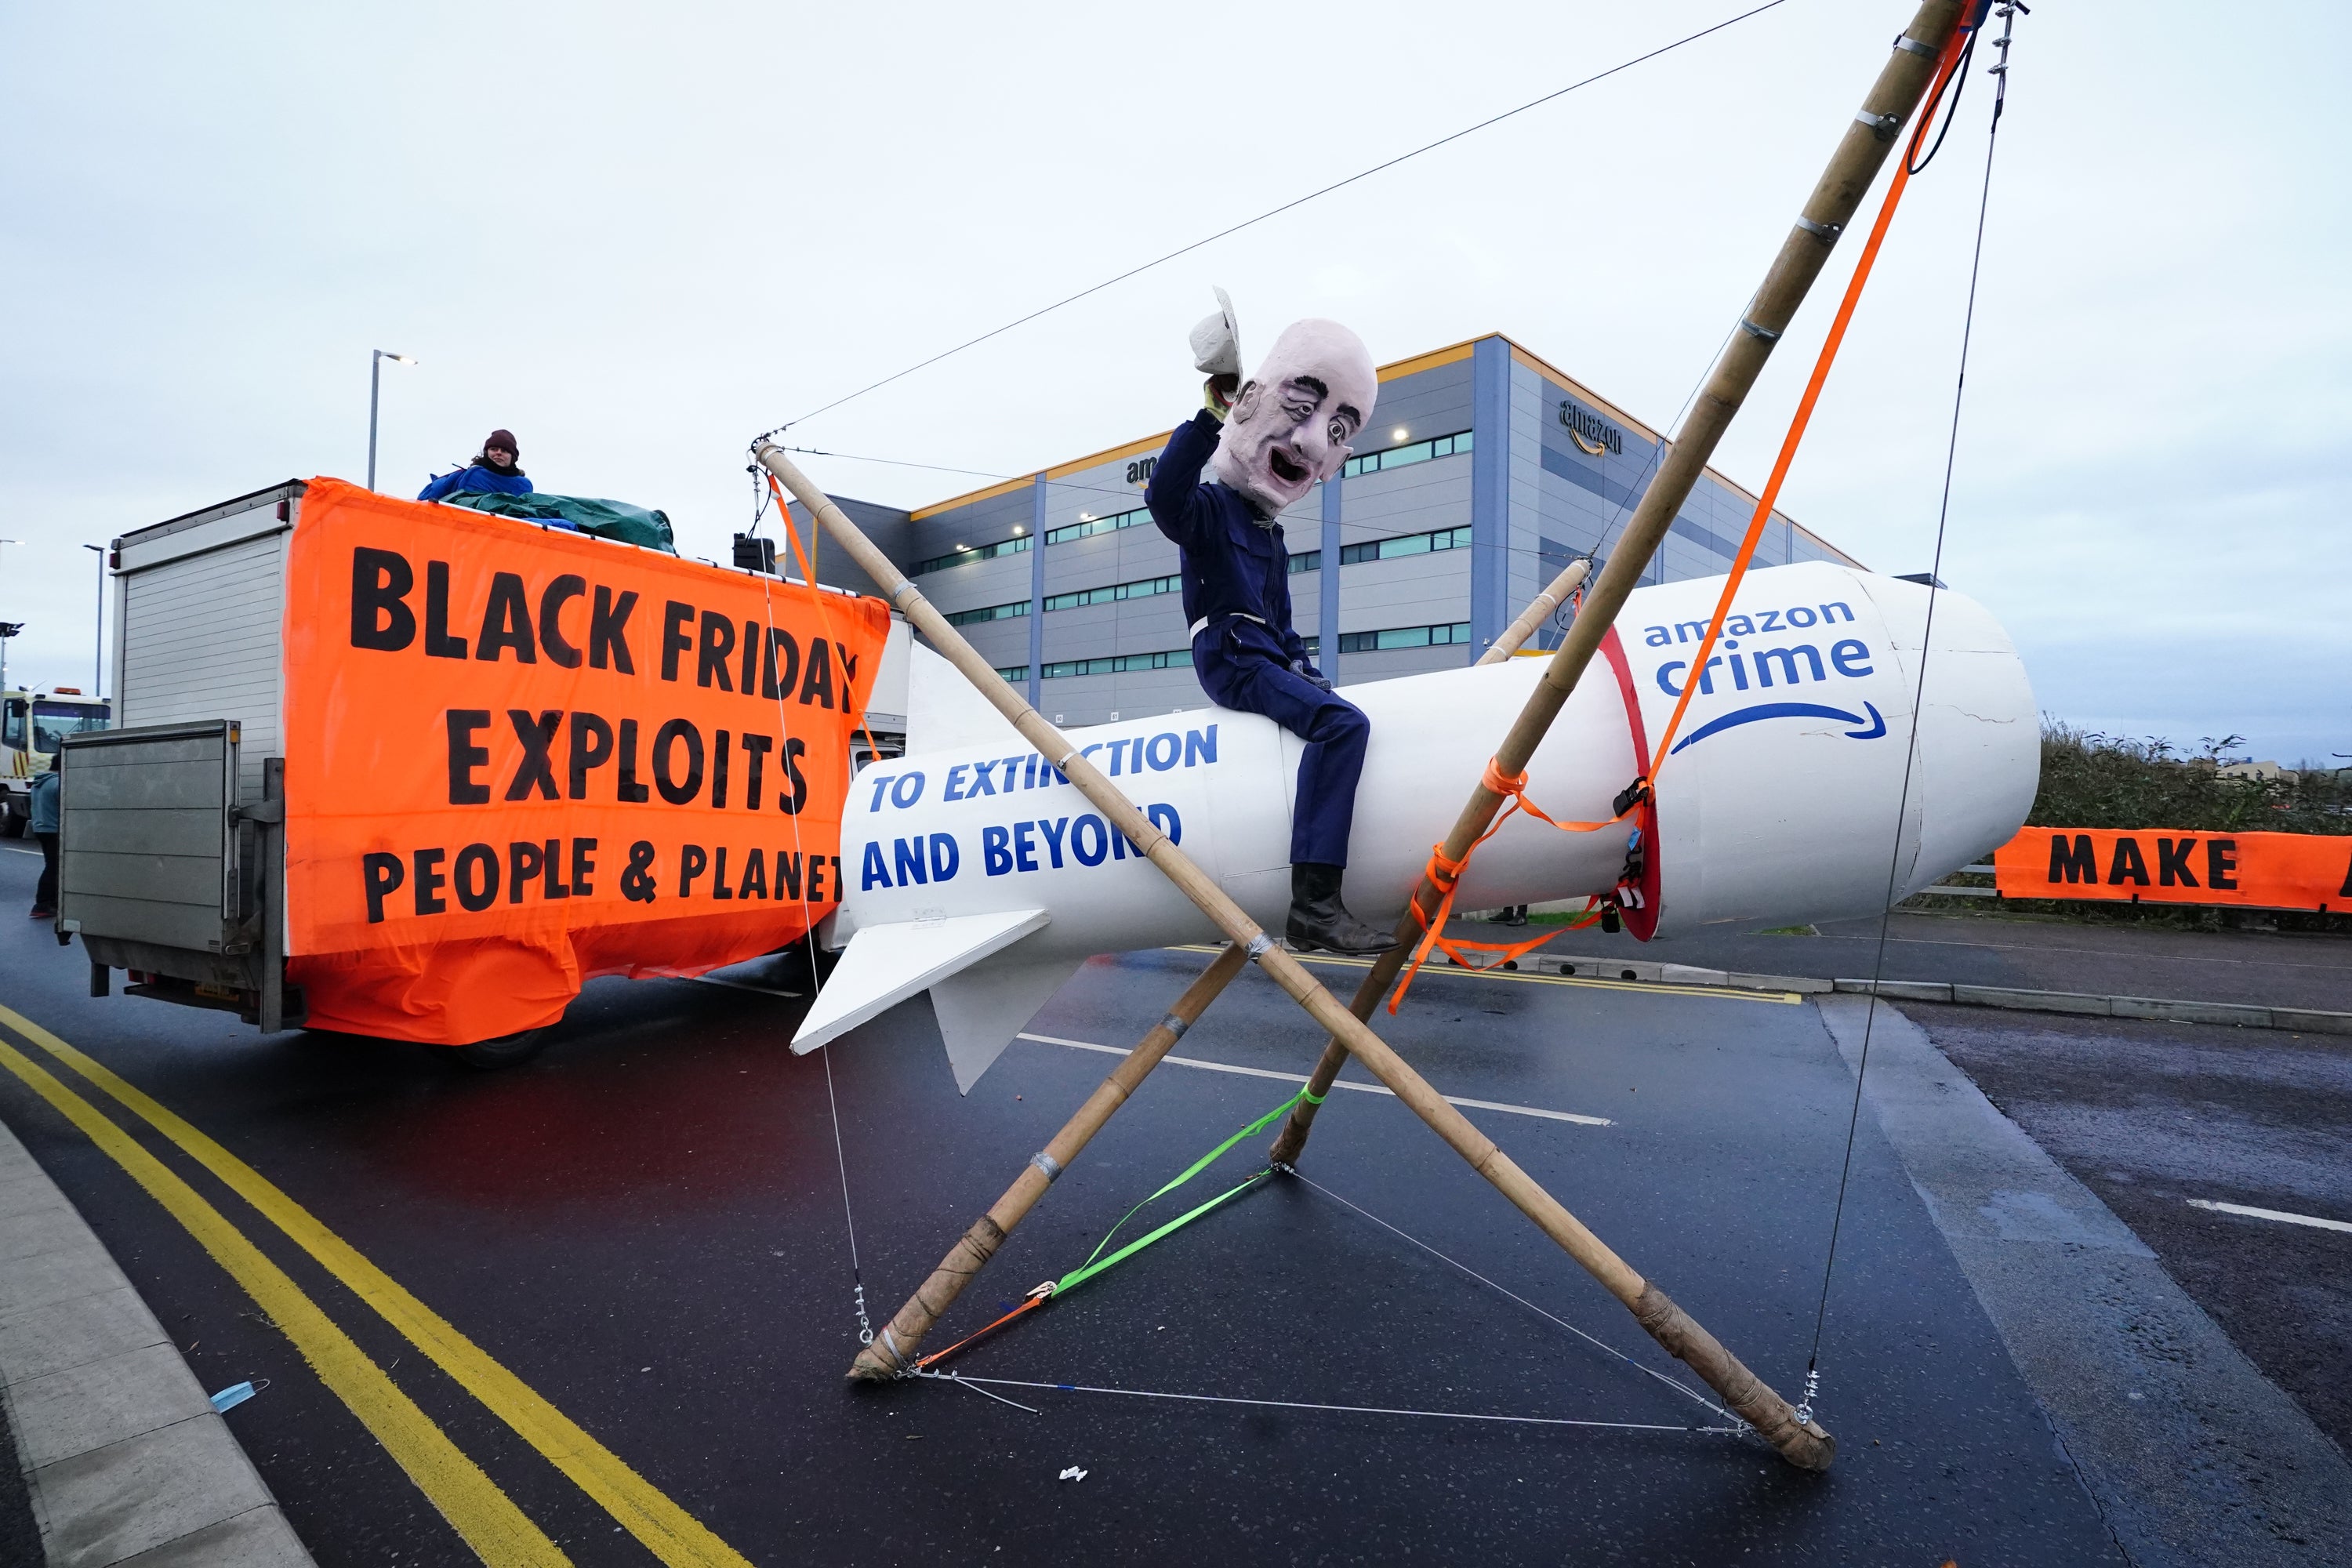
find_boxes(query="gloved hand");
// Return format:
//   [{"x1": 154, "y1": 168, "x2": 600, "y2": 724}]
[
  {"x1": 1290, "y1": 658, "x2": 1334, "y2": 694},
  {"x1": 1192, "y1": 286, "x2": 1241, "y2": 419}
]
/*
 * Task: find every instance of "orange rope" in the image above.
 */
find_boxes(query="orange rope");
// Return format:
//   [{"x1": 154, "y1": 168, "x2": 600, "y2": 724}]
[
  {"x1": 1643, "y1": 24, "x2": 1969, "y2": 783},
  {"x1": 1385, "y1": 26, "x2": 1969, "y2": 1015}
]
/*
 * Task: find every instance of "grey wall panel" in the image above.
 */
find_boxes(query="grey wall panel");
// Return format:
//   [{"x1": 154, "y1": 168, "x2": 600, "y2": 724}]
[
  {"x1": 61, "y1": 851, "x2": 223, "y2": 905},
  {"x1": 57, "y1": 806, "x2": 221, "y2": 858},
  {"x1": 119, "y1": 530, "x2": 283, "y2": 802},
  {"x1": 58, "y1": 892, "x2": 225, "y2": 953},
  {"x1": 1370, "y1": 359, "x2": 1474, "y2": 438}
]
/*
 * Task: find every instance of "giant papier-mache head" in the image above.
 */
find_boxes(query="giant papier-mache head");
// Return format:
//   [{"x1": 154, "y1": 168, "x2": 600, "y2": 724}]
[{"x1": 1210, "y1": 319, "x2": 1377, "y2": 518}]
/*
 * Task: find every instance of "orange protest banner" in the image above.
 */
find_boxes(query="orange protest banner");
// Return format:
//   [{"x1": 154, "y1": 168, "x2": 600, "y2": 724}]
[
  {"x1": 281, "y1": 479, "x2": 891, "y2": 1044},
  {"x1": 1994, "y1": 826, "x2": 2352, "y2": 913}
]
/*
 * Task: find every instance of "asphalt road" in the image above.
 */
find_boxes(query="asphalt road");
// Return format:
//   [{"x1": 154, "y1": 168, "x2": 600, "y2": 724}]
[
  {"x1": 1915, "y1": 1001, "x2": 2352, "y2": 1458},
  {"x1": 0, "y1": 844, "x2": 2129, "y2": 1566}
]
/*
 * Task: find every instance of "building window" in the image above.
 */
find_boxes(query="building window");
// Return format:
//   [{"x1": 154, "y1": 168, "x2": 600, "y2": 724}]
[
  {"x1": 1045, "y1": 505, "x2": 1152, "y2": 546},
  {"x1": 1044, "y1": 572, "x2": 1181, "y2": 612},
  {"x1": 1042, "y1": 648, "x2": 1195, "y2": 679},
  {"x1": 1289, "y1": 550, "x2": 1319, "y2": 574},
  {"x1": 1341, "y1": 428, "x2": 1471, "y2": 479},
  {"x1": 995, "y1": 665, "x2": 1030, "y2": 684},
  {"x1": 942, "y1": 599, "x2": 1031, "y2": 626},
  {"x1": 912, "y1": 534, "x2": 1033, "y2": 575},
  {"x1": 1336, "y1": 621, "x2": 1471, "y2": 655},
  {"x1": 1339, "y1": 524, "x2": 1472, "y2": 566}
]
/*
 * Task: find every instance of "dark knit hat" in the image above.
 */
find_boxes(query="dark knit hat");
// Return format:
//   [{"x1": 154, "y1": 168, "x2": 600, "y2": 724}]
[{"x1": 484, "y1": 429, "x2": 519, "y2": 456}]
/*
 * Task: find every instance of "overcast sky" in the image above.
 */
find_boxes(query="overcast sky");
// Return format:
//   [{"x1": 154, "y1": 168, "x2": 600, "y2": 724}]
[{"x1": 4, "y1": 1, "x2": 2344, "y2": 764}]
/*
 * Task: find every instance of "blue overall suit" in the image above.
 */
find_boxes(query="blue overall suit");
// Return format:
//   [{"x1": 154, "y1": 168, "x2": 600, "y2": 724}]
[{"x1": 1146, "y1": 409, "x2": 1370, "y2": 868}]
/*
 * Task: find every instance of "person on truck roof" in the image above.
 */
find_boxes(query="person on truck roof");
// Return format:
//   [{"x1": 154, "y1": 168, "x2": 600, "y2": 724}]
[{"x1": 418, "y1": 430, "x2": 533, "y2": 503}]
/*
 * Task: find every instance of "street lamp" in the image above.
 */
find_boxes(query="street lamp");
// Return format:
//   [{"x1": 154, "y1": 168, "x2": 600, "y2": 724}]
[
  {"x1": 82, "y1": 544, "x2": 105, "y2": 699},
  {"x1": 367, "y1": 350, "x2": 418, "y2": 492}
]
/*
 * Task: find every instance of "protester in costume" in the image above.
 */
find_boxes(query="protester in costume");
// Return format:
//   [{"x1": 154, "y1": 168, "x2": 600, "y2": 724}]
[
  {"x1": 1145, "y1": 297, "x2": 1394, "y2": 955},
  {"x1": 419, "y1": 430, "x2": 533, "y2": 502}
]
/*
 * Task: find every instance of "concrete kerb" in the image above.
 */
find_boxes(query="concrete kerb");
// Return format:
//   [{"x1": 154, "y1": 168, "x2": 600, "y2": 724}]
[
  {"x1": 1491, "y1": 948, "x2": 2352, "y2": 1034},
  {"x1": 0, "y1": 1120, "x2": 313, "y2": 1568}
]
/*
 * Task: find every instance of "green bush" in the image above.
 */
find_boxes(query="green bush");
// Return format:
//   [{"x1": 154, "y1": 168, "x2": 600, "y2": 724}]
[{"x1": 2028, "y1": 724, "x2": 2352, "y2": 836}]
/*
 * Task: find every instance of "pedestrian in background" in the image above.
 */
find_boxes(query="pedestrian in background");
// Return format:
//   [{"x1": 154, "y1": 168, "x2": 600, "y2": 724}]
[{"x1": 27, "y1": 751, "x2": 60, "y2": 919}]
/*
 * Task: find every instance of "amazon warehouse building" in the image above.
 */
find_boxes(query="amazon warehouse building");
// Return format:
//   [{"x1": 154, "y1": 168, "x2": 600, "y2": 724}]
[{"x1": 793, "y1": 333, "x2": 1860, "y2": 728}]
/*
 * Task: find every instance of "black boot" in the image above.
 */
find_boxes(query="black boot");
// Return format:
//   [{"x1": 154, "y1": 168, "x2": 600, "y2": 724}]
[{"x1": 1286, "y1": 862, "x2": 1398, "y2": 956}]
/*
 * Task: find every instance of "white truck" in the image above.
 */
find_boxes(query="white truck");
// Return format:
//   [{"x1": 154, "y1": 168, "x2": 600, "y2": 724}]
[
  {"x1": 56, "y1": 478, "x2": 909, "y2": 1051},
  {"x1": 2, "y1": 687, "x2": 111, "y2": 836}
]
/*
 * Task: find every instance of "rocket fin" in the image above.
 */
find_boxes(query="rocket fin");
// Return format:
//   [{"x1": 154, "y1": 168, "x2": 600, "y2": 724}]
[
  {"x1": 929, "y1": 953, "x2": 1087, "y2": 1094},
  {"x1": 909, "y1": 641, "x2": 1024, "y2": 753},
  {"x1": 789, "y1": 908, "x2": 1050, "y2": 1056}
]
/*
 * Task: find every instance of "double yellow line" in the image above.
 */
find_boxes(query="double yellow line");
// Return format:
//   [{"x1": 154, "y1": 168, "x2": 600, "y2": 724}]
[{"x1": 0, "y1": 1003, "x2": 754, "y2": 1568}]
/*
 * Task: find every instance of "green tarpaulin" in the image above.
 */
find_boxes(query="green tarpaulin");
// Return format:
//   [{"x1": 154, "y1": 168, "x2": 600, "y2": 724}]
[{"x1": 443, "y1": 490, "x2": 677, "y2": 554}]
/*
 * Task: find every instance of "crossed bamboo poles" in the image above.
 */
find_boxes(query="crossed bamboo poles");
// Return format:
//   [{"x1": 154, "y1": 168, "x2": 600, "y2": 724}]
[{"x1": 756, "y1": 0, "x2": 1962, "y2": 1474}]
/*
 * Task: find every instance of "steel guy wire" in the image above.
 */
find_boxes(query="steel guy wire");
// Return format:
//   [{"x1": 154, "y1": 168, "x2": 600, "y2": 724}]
[
  {"x1": 768, "y1": 1, "x2": 1792, "y2": 434},
  {"x1": 1806, "y1": 0, "x2": 2023, "y2": 1393}
]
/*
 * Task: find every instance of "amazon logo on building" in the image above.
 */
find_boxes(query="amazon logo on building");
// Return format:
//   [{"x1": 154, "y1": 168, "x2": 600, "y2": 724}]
[{"x1": 1559, "y1": 401, "x2": 1624, "y2": 457}]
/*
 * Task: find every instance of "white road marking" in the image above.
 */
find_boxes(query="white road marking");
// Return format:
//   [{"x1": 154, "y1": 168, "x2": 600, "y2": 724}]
[
  {"x1": 1015, "y1": 1032, "x2": 1612, "y2": 1127},
  {"x1": 2, "y1": 847, "x2": 42, "y2": 857},
  {"x1": 2187, "y1": 1199, "x2": 2352, "y2": 1235}
]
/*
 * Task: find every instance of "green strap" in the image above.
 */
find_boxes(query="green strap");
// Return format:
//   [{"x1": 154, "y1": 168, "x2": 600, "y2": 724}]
[
  {"x1": 1301, "y1": 1085, "x2": 1328, "y2": 1105},
  {"x1": 1054, "y1": 1088, "x2": 1305, "y2": 1296}
]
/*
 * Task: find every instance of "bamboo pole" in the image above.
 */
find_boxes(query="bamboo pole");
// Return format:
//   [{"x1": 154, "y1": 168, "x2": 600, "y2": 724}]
[
  {"x1": 848, "y1": 942, "x2": 1250, "y2": 1379},
  {"x1": 849, "y1": 555, "x2": 1607, "y2": 1380},
  {"x1": 1480, "y1": 557, "x2": 1588, "y2": 666},
  {"x1": 1266, "y1": 0, "x2": 1966, "y2": 1173},
  {"x1": 757, "y1": 443, "x2": 1833, "y2": 1468}
]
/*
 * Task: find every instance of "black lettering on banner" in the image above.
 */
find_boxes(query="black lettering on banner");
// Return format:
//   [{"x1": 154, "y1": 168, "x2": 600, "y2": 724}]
[
  {"x1": 543, "y1": 837, "x2": 570, "y2": 898},
  {"x1": 509, "y1": 840, "x2": 546, "y2": 902},
  {"x1": 620, "y1": 840, "x2": 657, "y2": 902},
  {"x1": 568, "y1": 713, "x2": 614, "y2": 799},
  {"x1": 739, "y1": 733, "x2": 773, "y2": 809},
  {"x1": 711, "y1": 731, "x2": 731, "y2": 809},
  {"x1": 799, "y1": 637, "x2": 835, "y2": 710},
  {"x1": 412, "y1": 847, "x2": 448, "y2": 914},
  {"x1": 539, "y1": 575, "x2": 586, "y2": 668},
  {"x1": 2049, "y1": 833, "x2": 2098, "y2": 884},
  {"x1": 363, "y1": 853, "x2": 404, "y2": 924},
  {"x1": 350, "y1": 547, "x2": 416, "y2": 650},
  {"x1": 474, "y1": 572, "x2": 538, "y2": 663},
  {"x1": 712, "y1": 847, "x2": 734, "y2": 899},
  {"x1": 660, "y1": 601, "x2": 695, "y2": 682},
  {"x1": 678, "y1": 844, "x2": 709, "y2": 897},
  {"x1": 570, "y1": 837, "x2": 597, "y2": 895},
  {"x1": 2206, "y1": 838, "x2": 2239, "y2": 891},
  {"x1": 775, "y1": 851, "x2": 802, "y2": 900},
  {"x1": 425, "y1": 561, "x2": 467, "y2": 658},
  {"x1": 739, "y1": 619, "x2": 761, "y2": 696},
  {"x1": 697, "y1": 612, "x2": 737, "y2": 691},
  {"x1": 616, "y1": 720, "x2": 651, "y2": 803},
  {"x1": 808, "y1": 854, "x2": 829, "y2": 902},
  {"x1": 653, "y1": 719, "x2": 705, "y2": 805},
  {"x1": 2155, "y1": 837, "x2": 2200, "y2": 887},
  {"x1": 2107, "y1": 837, "x2": 2151, "y2": 887},
  {"x1": 504, "y1": 710, "x2": 562, "y2": 801},
  {"x1": 590, "y1": 587, "x2": 637, "y2": 673},
  {"x1": 777, "y1": 737, "x2": 809, "y2": 816},
  {"x1": 834, "y1": 642, "x2": 861, "y2": 706},
  {"x1": 453, "y1": 844, "x2": 499, "y2": 911},
  {"x1": 447, "y1": 710, "x2": 492, "y2": 804},
  {"x1": 739, "y1": 848, "x2": 768, "y2": 899},
  {"x1": 2339, "y1": 854, "x2": 2352, "y2": 898},
  {"x1": 765, "y1": 629, "x2": 800, "y2": 700}
]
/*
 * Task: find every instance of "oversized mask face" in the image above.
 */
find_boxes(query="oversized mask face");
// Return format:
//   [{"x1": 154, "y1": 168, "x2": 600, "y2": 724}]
[{"x1": 1210, "y1": 319, "x2": 1377, "y2": 517}]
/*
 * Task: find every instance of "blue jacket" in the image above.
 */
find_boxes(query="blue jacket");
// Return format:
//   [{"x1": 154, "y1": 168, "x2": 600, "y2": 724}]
[
  {"x1": 418, "y1": 463, "x2": 534, "y2": 503},
  {"x1": 29, "y1": 769, "x2": 60, "y2": 835},
  {"x1": 1145, "y1": 410, "x2": 1312, "y2": 668}
]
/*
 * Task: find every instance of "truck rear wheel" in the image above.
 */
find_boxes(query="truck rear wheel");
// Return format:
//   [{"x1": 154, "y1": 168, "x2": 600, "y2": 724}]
[
  {"x1": 0, "y1": 806, "x2": 22, "y2": 840},
  {"x1": 452, "y1": 1027, "x2": 550, "y2": 1070}
]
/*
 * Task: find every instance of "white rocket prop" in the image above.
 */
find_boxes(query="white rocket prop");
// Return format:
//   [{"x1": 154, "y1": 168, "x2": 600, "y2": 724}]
[{"x1": 793, "y1": 562, "x2": 2037, "y2": 1091}]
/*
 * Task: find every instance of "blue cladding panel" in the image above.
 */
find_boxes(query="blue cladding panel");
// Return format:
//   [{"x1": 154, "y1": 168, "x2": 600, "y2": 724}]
[
  {"x1": 1027, "y1": 474, "x2": 1046, "y2": 703},
  {"x1": 1320, "y1": 476, "x2": 1341, "y2": 681},
  {"x1": 1468, "y1": 337, "x2": 1509, "y2": 655}
]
